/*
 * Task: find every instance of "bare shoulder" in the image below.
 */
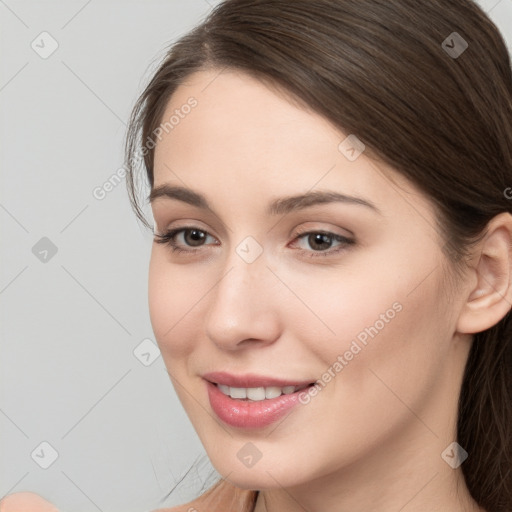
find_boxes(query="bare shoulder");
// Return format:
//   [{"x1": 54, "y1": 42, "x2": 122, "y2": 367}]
[
  {"x1": 150, "y1": 498, "x2": 202, "y2": 512},
  {"x1": 151, "y1": 494, "x2": 216, "y2": 512},
  {"x1": 0, "y1": 492, "x2": 59, "y2": 512},
  {"x1": 0, "y1": 493, "x2": 212, "y2": 512},
  {"x1": 1, "y1": 484, "x2": 252, "y2": 512},
  {"x1": 0, "y1": 493, "x2": 201, "y2": 512},
  {"x1": 151, "y1": 481, "x2": 254, "y2": 512}
]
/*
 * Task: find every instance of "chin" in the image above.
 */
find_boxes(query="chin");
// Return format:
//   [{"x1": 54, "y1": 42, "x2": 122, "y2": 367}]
[{"x1": 211, "y1": 455, "x2": 313, "y2": 491}]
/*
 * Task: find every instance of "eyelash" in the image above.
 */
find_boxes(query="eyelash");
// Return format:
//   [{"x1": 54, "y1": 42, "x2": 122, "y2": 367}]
[{"x1": 153, "y1": 226, "x2": 355, "y2": 258}]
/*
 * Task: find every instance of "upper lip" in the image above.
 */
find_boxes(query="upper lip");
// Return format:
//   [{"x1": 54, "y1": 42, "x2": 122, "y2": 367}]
[{"x1": 203, "y1": 371, "x2": 314, "y2": 388}]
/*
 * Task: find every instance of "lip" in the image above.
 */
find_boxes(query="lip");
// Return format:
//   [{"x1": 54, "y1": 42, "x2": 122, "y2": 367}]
[
  {"x1": 206, "y1": 381, "x2": 310, "y2": 429},
  {"x1": 202, "y1": 371, "x2": 313, "y2": 388},
  {"x1": 203, "y1": 372, "x2": 314, "y2": 429}
]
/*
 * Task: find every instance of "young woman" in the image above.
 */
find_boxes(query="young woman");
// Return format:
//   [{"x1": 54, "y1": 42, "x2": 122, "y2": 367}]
[{"x1": 2, "y1": 0, "x2": 511, "y2": 511}]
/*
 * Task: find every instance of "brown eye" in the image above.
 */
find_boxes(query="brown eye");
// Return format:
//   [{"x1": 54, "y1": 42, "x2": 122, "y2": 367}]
[
  {"x1": 183, "y1": 229, "x2": 207, "y2": 247},
  {"x1": 307, "y1": 233, "x2": 334, "y2": 251},
  {"x1": 292, "y1": 230, "x2": 355, "y2": 258},
  {"x1": 153, "y1": 226, "x2": 218, "y2": 253}
]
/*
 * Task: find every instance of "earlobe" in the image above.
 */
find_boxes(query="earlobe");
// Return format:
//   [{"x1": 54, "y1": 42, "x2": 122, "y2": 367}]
[{"x1": 456, "y1": 212, "x2": 512, "y2": 335}]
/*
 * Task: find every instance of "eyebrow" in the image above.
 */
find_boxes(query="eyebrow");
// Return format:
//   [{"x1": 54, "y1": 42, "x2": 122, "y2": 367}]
[{"x1": 148, "y1": 185, "x2": 381, "y2": 216}]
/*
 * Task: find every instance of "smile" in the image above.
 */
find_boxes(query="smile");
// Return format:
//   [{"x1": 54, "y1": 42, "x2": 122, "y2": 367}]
[
  {"x1": 216, "y1": 384, "x2": 309, "y2": 401},
  {"x1": 203, "y1": 372, "x2": 315, "y2": 428}
]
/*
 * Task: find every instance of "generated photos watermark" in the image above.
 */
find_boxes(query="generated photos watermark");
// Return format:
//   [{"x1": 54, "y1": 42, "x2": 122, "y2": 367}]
[{"x1": 299, "y1": 301, "x2": 403, "y2": 404}]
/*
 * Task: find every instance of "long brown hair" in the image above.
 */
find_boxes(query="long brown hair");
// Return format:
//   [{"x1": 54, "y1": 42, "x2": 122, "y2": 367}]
[{"x1": 124, "y1": 1, "x2": 512, "y2": 511}]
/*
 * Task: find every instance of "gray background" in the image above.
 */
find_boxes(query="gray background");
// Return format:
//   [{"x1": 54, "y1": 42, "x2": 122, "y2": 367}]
[{"x1": 1, "y1": 1, "x2": 511, "y2": 511}]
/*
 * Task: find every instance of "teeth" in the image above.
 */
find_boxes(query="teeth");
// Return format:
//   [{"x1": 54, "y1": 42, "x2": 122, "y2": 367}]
[
  {"x1": 265, "y1": 386, "x2": 282, "y2": 399},
  {"x1": 218, "y1": 384, "x2": 230, "y2": 395},
  {"x1": 230, "y1": 387, "x2": 247, "y2": 399},
  {"x1": 247, "y1": 387, "x2": 266, "y2": 401},
  {"x1": 217, "y1": 384, "x2": 304, "y2": 401}
]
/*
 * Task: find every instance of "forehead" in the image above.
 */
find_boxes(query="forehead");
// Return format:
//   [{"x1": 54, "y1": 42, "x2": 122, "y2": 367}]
[
  {"x1": 152, "y1": 69, "x2": 434, "y2": 226},
  {"x1": 154, "y1": 69, "x2": 343, "y2": 174}
]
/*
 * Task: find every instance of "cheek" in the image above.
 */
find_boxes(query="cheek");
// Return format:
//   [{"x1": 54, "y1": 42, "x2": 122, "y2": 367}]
[
  {"x1": 148, "y1": 251, "x2": 202, "y2": 359},
  {"x1": 286, "y1": 253, "x2": 448, "y2": 389},
  {"x1": 324, "y1": 274, "x2": 448, "y2": 420}
]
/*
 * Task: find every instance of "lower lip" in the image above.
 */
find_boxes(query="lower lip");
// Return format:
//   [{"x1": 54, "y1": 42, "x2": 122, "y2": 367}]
[{"x1": 206, "y1": 380, "x2": 307, "y2": 429}]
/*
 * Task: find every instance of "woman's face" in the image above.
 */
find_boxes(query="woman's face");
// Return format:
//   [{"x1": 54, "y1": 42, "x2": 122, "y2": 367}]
[{"x1": 149, "y1": 69, "x2": 468, "y2": 489}]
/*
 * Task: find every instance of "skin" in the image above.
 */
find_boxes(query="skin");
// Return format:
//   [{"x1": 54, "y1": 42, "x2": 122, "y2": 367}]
[
  {"x1": 148, "y1": 68, "x2": 512, "y2": 512},
  {"x1": 0, "y1": 492, "x2": 59, "y2": 511},
  {"x1": 3, "y1": 68, "x2": 511, "y2": 512}
]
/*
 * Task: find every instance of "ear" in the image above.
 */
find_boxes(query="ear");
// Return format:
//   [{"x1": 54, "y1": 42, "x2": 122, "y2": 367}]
[{"x1": 457, "y1": 212, "x2": 512, "y2": 334}]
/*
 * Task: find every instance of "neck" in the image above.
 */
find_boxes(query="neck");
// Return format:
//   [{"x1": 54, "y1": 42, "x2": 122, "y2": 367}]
[
  {"x1": 252, "y1": 416, "x2": 484, "y2": 512},
  {"x1": 249, "y1": 332, "x2": 485, "y2": 512},
  {"x1": 253, "y1": 462, "x2": 482, "y2": 512}
]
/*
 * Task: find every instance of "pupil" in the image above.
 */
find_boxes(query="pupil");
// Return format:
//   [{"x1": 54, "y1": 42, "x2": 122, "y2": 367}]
[
  {"x1": 183, "y1": 231, "x2": 334, "y2": 250},
  {"x1": 309, "y1": 233, "x2": 331, "y2": 250},
  {"x1": 186, "y1": 229, "x2": 206, "y2": 246}
]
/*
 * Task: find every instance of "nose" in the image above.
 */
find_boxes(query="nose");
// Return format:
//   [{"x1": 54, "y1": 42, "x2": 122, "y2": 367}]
[{"x1": 204, "y1": 252, "x2": 282, "y2": 351}]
